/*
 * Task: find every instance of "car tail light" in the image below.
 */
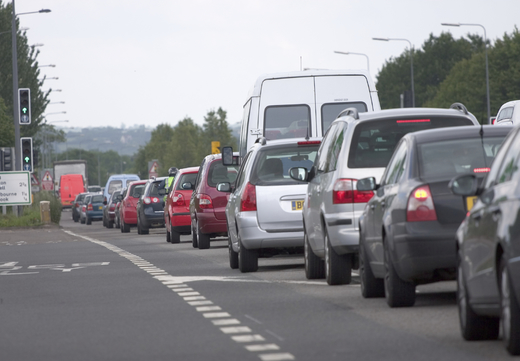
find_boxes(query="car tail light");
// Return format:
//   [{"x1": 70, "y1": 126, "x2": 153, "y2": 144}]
[
  {"x1": 332, "y1": 179, "x2": 374, "y2": 204},
  {"x1": 297, "y1": 140, "x2": 321, "y2": 146},
  {"x1": 199, "y1": 194, "x2": 213, "y2": 209},
  {"x1": 241, "y1": 182, "x2": 257, "y2": 212},
  {"x1": 172, "y1": 192, "x2": 185, "y2": 206},
  {"x1": 143, "y1": 197, "x2": 160, "y2": 204},
  {"x1": 473, "y1": 167, "x2": 490, "y2": 173},
  {"x1": 87, "y1": 204, "x2": 93, "y2": 211},
  {"x1": 406, "y1": 185, "x2": 437, "y2": 222}
]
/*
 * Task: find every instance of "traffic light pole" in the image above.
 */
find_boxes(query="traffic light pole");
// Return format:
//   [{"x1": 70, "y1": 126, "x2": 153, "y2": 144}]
[{"x1": 11, "y1": 0, "x2": 20, "y2": 172}]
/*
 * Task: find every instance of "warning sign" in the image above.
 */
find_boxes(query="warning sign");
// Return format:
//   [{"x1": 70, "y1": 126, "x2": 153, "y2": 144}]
[
  {"x1": 41, "y1": 170, "x2": 53, "y2": 191},
  {"x1": 148, "y1": 161, "x2": 159, "y2": 178}
]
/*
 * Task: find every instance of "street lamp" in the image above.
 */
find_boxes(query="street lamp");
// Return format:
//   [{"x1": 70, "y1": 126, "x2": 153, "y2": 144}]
[
  {"x1": 41, "y1": 76, "x2": 59, "y2": 81},
  {"x1": 373, "y1": 37, "x2": 415, "y2": 107},
  {"x1": 49, "y1": 101, "x2": 65, "y2": 105},
  {"x1": 44, "y1": 112, "x2": 66, "y2": 116},
  {"x1": 442, "y1": 22, "x2": 490, "y2": 123},
  {"x1": 39, "y1": 64, "x2": 56, "y2": 68},
  {"x1": 334, "y1": 51, "x2": 370, "y2": 72}
]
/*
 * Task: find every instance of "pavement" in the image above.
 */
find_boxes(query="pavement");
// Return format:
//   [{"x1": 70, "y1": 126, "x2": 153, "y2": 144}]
[{"x1": 0, "y1": 223, "x2": 78, "y2": 245}]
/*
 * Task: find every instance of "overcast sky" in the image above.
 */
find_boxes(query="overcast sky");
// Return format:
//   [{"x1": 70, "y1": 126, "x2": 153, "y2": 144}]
[{"x1": 14, "y1": 0, "x2": 519, "y2": 130}]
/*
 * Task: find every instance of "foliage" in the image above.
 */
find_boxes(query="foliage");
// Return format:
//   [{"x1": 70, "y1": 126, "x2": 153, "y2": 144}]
[
  {"x1": 0, "y1": 191, "x2": 61, "y2": 227},
  {"x1": 33, "y1": 191, "x2": 62, "y2": 224},
  {"x1": 0, "y1": 97, "x2": 14, "y2": 146}
]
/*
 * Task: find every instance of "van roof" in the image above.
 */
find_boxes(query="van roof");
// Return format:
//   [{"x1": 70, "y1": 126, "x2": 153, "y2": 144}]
[
  {"x1": 246, "y1": 69, "x2": 376, "y2": 100},
  {"x1": 107, "y1": 174, "x2": 140, "y2": 180}
]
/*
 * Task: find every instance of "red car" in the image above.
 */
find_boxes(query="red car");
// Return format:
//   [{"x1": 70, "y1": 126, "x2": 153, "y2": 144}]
[
  {"x1": 120, "y1": 180, "x2": 148, "y2": 233},
  {"x1": 165, "y1": 166, "x2": 199, "y2": 243},
  {"x1": 189, "y1": 153, "x2": 239, "y2": 249}
]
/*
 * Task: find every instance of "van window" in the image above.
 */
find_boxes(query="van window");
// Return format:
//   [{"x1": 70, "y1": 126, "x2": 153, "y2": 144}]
[
  {"x1": 321, "y1": 102, "x2": 367, "y2": 134},
  {"x1": 108, "y1": 180, "x2": 122, "y2": 195},
  {"x1": 240, "y1": 99, "x2": 252, "y2": 156},
  {"x1": 264, "y1": 105, "x2": 311, "y2": 140},
  {"x1": 348, "y1": 116, "x2": 474, "y2": 168},
  {"x1": 497, "y1": 107, "x2": 514, "y2": 122}
]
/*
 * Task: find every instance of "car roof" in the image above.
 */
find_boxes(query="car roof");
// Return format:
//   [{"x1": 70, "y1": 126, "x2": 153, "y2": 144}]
[
  {"x1": 405, "y1": 125, "x2": 513, "y2": 143},
  {"x1": 203, "y1": 152, "x2": 240, "y2": 162},
  {"x1": 251, "y1": 137, "x2": 322, "y2": 150},
  {"x1": 178, "y1": 166, "x2": 200, "y2": 174}
]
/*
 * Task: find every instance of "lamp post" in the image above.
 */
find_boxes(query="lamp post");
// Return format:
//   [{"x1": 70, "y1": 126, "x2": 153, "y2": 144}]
[
  {"x1": 442, "y1": 22, "x2": 490, "y2": 123},
  {"x1": 39, "y1": 64, "x2": 56, "y2": 68},
  {"x1": 333, "y1": 51, "x2": 370, "y2": 72},
  {"x1": 373, "y1": 37, "x2": 415, "y2": 107},
  {"x1": 11, "y1": 1, "x2": 51, "y2": 173}
]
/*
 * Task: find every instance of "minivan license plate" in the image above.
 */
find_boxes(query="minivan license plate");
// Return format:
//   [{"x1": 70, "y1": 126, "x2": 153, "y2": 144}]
[
  {"x1": 291, "y1": 200, "x2": 304, "y2": 211},
  {"x1": 466, "y1": 196, "x2": 477, "y2": 211}
]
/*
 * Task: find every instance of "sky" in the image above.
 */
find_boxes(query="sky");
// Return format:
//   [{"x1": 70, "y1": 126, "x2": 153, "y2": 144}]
[{"x1": 14, "y1": 0, "x2": 519, "y2": 130}]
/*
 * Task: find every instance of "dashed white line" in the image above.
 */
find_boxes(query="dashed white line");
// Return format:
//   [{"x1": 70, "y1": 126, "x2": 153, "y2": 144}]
[
  {"x1": 258, "y1": 353, "x2": 295, "y2": 361},
  {"x1": 212, "y1": 319, "x2": 241, "y2": 326},
  {"x1": 203, "y1": 312, "x2": 231, "y2": 318},
  {"x1": 232, "y1": 334, "x2": 266, "y2": 343},
  {"x1": 246, "y1": 344, "x2": 280, "y2": 352},
  {"x1": 196, "y1": 306, "x2": 222, "y2": 312},
  {"x1": 220, "y1": 326, "x2": 252, "y2": 334}
]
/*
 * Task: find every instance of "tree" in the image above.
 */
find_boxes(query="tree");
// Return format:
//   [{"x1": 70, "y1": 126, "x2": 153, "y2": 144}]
[
  {"x1": 202, "y1": 107, "x2": 238, "y2": 154},
  {"x1": 0, "y1": 97, "x2": 14, "y2": 146}
]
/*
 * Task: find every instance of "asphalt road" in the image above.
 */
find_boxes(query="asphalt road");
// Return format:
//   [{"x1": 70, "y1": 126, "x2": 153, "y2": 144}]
[{"x1": 0, "y1": 210, "x2": 513, "y2": 360}]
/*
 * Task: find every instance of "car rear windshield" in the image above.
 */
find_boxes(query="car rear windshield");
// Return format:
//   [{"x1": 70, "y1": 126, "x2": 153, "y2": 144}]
[
  {"x1": 177, "y1": 173, "x2": 198, "y2": 190},
  {"x1": 250, "y1": 143, "x2": 320, "y2": 186},
  {"x1": 92, "y1": 195, "x2": 104, "y2": 203},
  {"x1": 264, "y1": 105, "x2": 311, "y2": 140},
  {"x1": 130, "y1": 184, "x2": 146, "y2": 198},
  {"x1": 207, "y1": 162, "x2": 240, "y2": 188},
  {"x1": 321, "y1": 102, "x2": 367, "y2": 134},
  {"x1": 418, "y1": 136, "x2": 506, "y2": 179},
  {"x1": 75, "y1": 194, "x2": 86, "y2": 202},
  {"x1": 348, "y1": 116, "x2": 474, "y2": 168}
]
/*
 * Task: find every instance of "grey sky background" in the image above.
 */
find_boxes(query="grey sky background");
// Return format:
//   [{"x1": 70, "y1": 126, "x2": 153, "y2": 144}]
[{"x1": 15, "y1": 0, "x2": 519, "y2": 129}]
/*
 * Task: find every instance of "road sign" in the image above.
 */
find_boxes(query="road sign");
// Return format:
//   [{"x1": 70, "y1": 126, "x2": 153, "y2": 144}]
[
  {"x1": 41, "y1": 170, "x2": 54, "y2": 191},
  {"x1": 148, "y1": 160, "x2": 159, "y2": 178},
  {"x1": 0, "y1": 171, "x2": 32, "y2": 205}
]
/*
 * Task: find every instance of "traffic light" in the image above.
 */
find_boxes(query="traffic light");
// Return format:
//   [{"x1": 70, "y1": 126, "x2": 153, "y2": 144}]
[
  {"x1": 0, "y1": 147, "x2": 13, "y2": 171},
  {"x1": 211, "y1": 141, "x2": 220, "y2": 154},
  {"x1": 19, "y1": 88, "x2": 31, "y2": 124},
  {"x1": 20, "y1": 137, "x2": 33, "y2": 172}
]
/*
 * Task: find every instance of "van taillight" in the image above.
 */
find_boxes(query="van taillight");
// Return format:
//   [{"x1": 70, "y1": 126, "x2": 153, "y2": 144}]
[
  {"x1": 333, "y1": 179, "x2": 374, "y2": 204},
  {"x1": 406, "y1": 185, "x2": 437, "y2": 222},
  {"x1": 199, "y1": 194, "x2": 213, "y2": 209},
  {"x1": 87, "y1": 204, "x2": 93, "y2": 211},
  {"x1": 172, "y1": 192, "x2": 184, "y2": 206},
  {"x1": 241, "y1": 182, "x2": 257, "y2": 212}
]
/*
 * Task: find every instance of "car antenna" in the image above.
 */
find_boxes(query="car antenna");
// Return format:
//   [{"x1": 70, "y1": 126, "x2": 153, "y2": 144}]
[{"x1": 305, "y1": 127, "x2": 310, "y2": 141}]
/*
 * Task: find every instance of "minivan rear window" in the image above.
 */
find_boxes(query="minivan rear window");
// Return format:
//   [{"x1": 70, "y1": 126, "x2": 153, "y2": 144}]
[
  {"x1": 264, "y1": 105, "x2": 311, "y2": 140},
  {"x1": 321, "y1": 102, "x2": 367, "y2": 134},
  {"x1": 207, "y1": 162, "x2": 240, "y2": 188},
  {"x1": 177, "y1": 173, "x2": 198, "y2": 190},
  {"x1": 348, "y1": 116, "x2": 474, "y2": 168}
]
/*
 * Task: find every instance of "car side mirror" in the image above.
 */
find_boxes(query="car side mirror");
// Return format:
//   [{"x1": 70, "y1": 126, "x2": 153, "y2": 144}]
[
  {"x1": 217, "y1": 182, "x2": 231, "y2": 192},
  {"x1": 222, "y1": 147, "x2": 234, "y2": 166},
  {"x1": 288, "y1": 167, "x2": 309, "y2": 182},
  {"x1": 449, "y1": 174, "x2": 478, "y2": 196},
  {"x1": 182, "y1": 182, "x2": 193, "y2": 190},
  {"x1": 357, "y1": 177, "x2": 378, "y2": 191}
]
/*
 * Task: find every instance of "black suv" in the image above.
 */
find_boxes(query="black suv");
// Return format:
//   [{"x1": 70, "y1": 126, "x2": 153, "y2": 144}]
[{"x1": 136, "y1": 177, "x2": 167, "y2": 235}]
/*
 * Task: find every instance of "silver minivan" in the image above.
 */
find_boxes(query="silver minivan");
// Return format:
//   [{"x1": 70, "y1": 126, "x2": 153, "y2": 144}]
[
  {"x1": 292, "y1": 104, "x2": 479, "y2": 285},
  {"x1": 220, "y1": 138, "x2": 321, "y2": 273}
]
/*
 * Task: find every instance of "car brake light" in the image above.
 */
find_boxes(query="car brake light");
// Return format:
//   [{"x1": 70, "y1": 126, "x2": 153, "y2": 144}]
[
  {"x1": 87, "y1": 204, "x2": 93, "y2": 211},
  {"x1": 332, "y1": 179, "x2": 374, "y2": 204},
  {"x1": 143, "y1": 197, "x2": 151, "y2": 204},
  {"x1": 473, "y1": 167, "x2": 490, "y2": 173},
  {"x1": 396, "y1": 119, "x2": 430, "y2": 123},
  {"x1": 199, "y1": 194, "x2": 213, "y2": 209},
  {"x1": 172, "y1": 192, "x2": 184, "y2": 206},
  {"x1": 241, "y1": 182, "x2": 257, "y2": 212},
  {"x1": 406, "y1": 185, "x2": 437, "y2": 222},
  {"x1": 297, "y1": 140, "x2": 321, "y2": 146}
]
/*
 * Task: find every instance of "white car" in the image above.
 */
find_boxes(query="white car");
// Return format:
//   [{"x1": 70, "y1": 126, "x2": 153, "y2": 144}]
[
  {"x1": 220, "y1": 138, "x2": 321, "y2": 273},
  {"x1": 492, "y1": 100, "x2": 520, "y2": 126}
]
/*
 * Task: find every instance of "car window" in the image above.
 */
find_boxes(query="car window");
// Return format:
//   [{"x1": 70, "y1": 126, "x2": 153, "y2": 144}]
[
  {"x1": 495, "y1": 131, "x2": 520, "y2": 184},
  {"x1": 92, "y1": 195, "x2": 104, "y2": 203},
  {"x1": 315, "y1": 123, "x2": 338, "y2": 173},
  {"x1": 264, "y1": 104, "x2": 311, "y2": 140},
  {"x1": 148, "y1": 181, "x2": 163, "y2": 196},
  {"x1": 497, "y1": 107, "x2": 514, "y2": 122},
  {"x1": 484, "y1": 128, "x2": 518, "y2": 188},
  {"x1": 348, "y1": 116, "x2": 475, "y2": 168},
  {"x1": 235, "y1": 152, "x2": 253, "y2": 190},
  {"x1": 207, "y1": 161, "x2": 240, "y2": 188},
  {"x1": 250, "y1": 143, "x2": 320, "y2": 186},
  {"x1": 382, "y1": 140, "x2": 407, "y2": 185},
  {"x1": 108, "y1": 180, "x2": 122, "y2": 194},
  {"x1": 418, "y1": 136, "x2": 507, "y2": 179},
  {"x1": 327, "y1": 124, "x2": 346, "y2": 172},
  {"x1": 321, "y1": 102, "x2": 367, "y2": 134},
  {"x1": 176, "y1": 173, "x2": 198, "y2": 190},
  {"x1": 194, "y1": 159, "x2": 206, "y2": 191},
  {"x1": 130, "y1": 184, "x2": 146, "y2": 198}
]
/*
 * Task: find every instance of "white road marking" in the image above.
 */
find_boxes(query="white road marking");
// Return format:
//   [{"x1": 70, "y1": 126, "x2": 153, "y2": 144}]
[
  {"x1": 212, "y1": 319, "x2": 241, "y2": 326},
  {"x1": 203, "y1": 312, "x2": 231, "y2": 318},
  {"x1": 245, "y1": 314, "x2": 263, "y2": 324},
  {"x1": 265, "y1": 330, "x2": 284, "y2": 341},
  {"x1": 232, "y1": 334, "x2": 266, "y2": 343},
  {"x1": 172, "y1": 288, "x2": 194, "y2": 292},
  {"x1": 183, "y1": 296, "x2": 206, "y2": 301},
  {"x1": 188, "y1": 300, "x2": 214, "y2": 306},
  {"x1": 220, "y1": 326, "x2": 252, "y2": 334},
  {"x1": 196, "y1": 306, "x2": 222, "y2": 312},
  {"x1": 258, "y1": 353, "x2": 295, "y2": 361},
  {"x1": 178, "y1": 292, "x2": 201, "y2": 297},
  {"x1": 245, "y1": 344, "x2": 280, "y2": 352}
]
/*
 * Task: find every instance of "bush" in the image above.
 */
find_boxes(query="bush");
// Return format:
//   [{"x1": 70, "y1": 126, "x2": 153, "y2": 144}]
[
  {"x1": 32, "y1": 191, "x2": 62, "y2": 224},
  {"x1": 0, "y1": 191, "x2": 62, "y2": 227}
]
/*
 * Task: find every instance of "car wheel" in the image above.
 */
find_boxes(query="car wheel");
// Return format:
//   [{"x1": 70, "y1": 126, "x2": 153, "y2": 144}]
[
  {"x1": 122, "y1": 219, "x2": 130, "y2": 233},
  {"x1": 304, "y1": 227, "x2": 324, "y2": 279},
  {"x1": 103, "y1": 215, "x2": 107, "y2": 227},
  {"x1": 80, "y1": 216, "x2": 85, "y2": 224},
  {"x1": 197, "y1": 222, "x2": 211, "y2": 249},
  {"x1": 359, "y1": 237, "x2": 384, "y2": 298},
  {"x1": 73, "y1": 213, "x2": 78, "y2": 222},
  {"x1": 500, "y1": 256, "x2": 520, "y2": 354},
  {"x1": 140, "y1": 215, "x2": 149, "y2": 235},
  {"x1": 238, "y1": 238, "x2": 258, "y2": 273},
  {"x1": 171, "y1": 229, "x2": 180, "y2": 244},
  {"x1": 324, "y1": 229, "x2": 351, "y2": 285},
  {"x1": 384, "y1": 236, "x2": 415, "y2": 307},
  {"x1": 457, "y1": 252, "x2": 499, "y2": 340},
  {"x1": 108, "y1": 220, "x2": 114, "y2": 229},
  {"x1": 229, "y1": 237, "x2": 239, "y2": 269},
  {"x1": 86, "y1": 216, "x2": 92, "y2": 225},
  {"x1": 191, "y1": 223, "x2": 198, "y2": 248}
]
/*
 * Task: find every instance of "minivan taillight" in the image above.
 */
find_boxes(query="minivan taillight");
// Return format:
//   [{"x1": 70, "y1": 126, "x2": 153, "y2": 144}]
[
  {"x1": 406, "y1": 185, "x2": 437, "y2": 222},
  {"x1": 199, "y1": 194, "x2": 213, "y2": 209},
  {"x1": 332, "y1": 179, "x2": 374, "y2": 204},
  {"x1": 241, "y1": 182, "x2": 257, "y2": 212},
  {"x1": 172, "y1": 192, "x2": 185, "y2": 206},
  {"x1": 87, "y1": 204, "x2": 93, "y2": 211}
]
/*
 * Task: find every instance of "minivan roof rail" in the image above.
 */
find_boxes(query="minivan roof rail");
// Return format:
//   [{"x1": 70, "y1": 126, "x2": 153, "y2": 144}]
[
  {"x1": 255, "y1": 137, "x2": 267, "y2": 145},
  {"x1": 337, "y1": 107, "x2": 359, "y2": 120},
  {"x1": 450, "y1": 102, "x2": 469, "y2": 115}
]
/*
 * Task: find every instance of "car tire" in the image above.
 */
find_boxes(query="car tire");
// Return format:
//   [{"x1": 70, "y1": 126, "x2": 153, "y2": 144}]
[
  {"x1": 140, "y1": 216, "x2": 149, "y2": 235},
  {"x1": 122, "y1": 219, "x2": 130, "y2": 233},
  {"x1": 73, "y1": 213, "x2": 78, "y2": 222},
  {"x1": 500, "y1": 256, "x2": 520, "y2": 354},
  {"x1": 384, "y1": 236, "x2": 415, "y2": 307},
  {"x1": 191, "y1": 223, "x2": 198, "y2": 248},
  {"x1": 86, "y1": 216, "x2": 92, "y2": 225},
  {"x1": 171, "y1": 229, "x2": 181, "y2": 244},
  {"x1": 324, "y1": 229, "x2": 351, "y2": 285},
  {"x1": 108, "y1": 220, "x2": 114, "y2": 229},
  {"x1": 238, "y1": 238, "x2": 258, "y2": 273},
  {"x1": 80, "y1": 216, "x2": 85, "y2": 224},
  {"x1": 304, "y1": 227, "x2": 324, "y2": 279},
  {"x1": 457, "y1": 252, "x2": 499, "y2": 340},
  {"x1": 229, "y1": 238, "x2": 239, "y2": 270},
  {"x1": 359, "y1": 238, "x2": 384, "y2": 298},
  {"x1": 197, "y1": 222, "x2": 211, "y2": 250},
  {"x1": 137, "y1": 219, "x2": 142, "y2": 234}
]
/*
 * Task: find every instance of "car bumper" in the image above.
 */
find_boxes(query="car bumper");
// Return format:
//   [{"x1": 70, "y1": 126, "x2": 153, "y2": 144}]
[
  {"x1": 198, "y1": 211, "x2": 228, "y2": 235},
  {"x1": 171, "y1": 212, "x2": 191, "y2": 228},
  {"x1": 86, "y1": 211, "x2": 103, "y2": 220},
  {"x1": 324, "y1": 210, "x2": 360, "y2": 255},
  {"x1": 390, "y1": 221, "x2": 458, "y2": 283},
  {"x1": 235, "y1": 211, "x2": 304, "y2": 251},
  {"x1": 142, "y1": 208, "x2": 165, "y2": 227}
]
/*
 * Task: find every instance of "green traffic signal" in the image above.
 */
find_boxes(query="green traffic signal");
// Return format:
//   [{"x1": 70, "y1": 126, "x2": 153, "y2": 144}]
[
  {"x1": 24, "y1": 156, "x2": 30, "y2": 163},
  {"x1": 22, "y1": 107, "x2": 28, "y2": 114}
]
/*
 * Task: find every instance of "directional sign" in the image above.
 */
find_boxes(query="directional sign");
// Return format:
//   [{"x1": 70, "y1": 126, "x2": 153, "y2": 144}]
[{"x1": 0, "y1": 171, "x2": 32, "y2": 205}]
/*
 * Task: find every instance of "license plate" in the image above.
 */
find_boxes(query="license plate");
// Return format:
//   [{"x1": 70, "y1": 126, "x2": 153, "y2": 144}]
[
  {"x1": 466, "y1": 196, "x2": 478, "y2": 211},
  {"x1": 291, "y1": 200, "x2": 304, "y2": 211},
  {"x1": 98, "y1": 206, "x2": 103, "y2": 210}
]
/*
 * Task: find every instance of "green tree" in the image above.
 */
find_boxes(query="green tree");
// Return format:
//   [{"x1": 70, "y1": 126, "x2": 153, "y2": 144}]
[
  {"x1": 167, "y1": 117, "x2": 203, "y2": 169},
  {"x1": 0, "y1": 97, "x2": 14, "y2": 146},
  {"x1": 202, "y1": 107, "x2": 238, "y2": 155}
]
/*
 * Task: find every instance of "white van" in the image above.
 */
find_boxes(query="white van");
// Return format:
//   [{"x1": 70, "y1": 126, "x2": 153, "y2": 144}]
[{"x1": 238, "y1": 69, "x2": 380, "y2": 157}]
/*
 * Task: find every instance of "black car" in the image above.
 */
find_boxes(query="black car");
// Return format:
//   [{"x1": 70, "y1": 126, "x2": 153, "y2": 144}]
[
  {"x1": 357, "y1": 125, "x2": 512, "y2": 307},
  {"x1": 136, "y1": 177, "x2": 167, "y2": 235},
  {"x1": 450, "y1": 125, "x2": 520, "y2": 355},
  {"x1": 114, "y1": 188, "x2": 126, "y2": 229},
  {"x1": 72, "y1": 192, "x2": 88, "y2": 222},
  {"x1": 103, "y1": 190, "x2": 121, "y2": 228}
]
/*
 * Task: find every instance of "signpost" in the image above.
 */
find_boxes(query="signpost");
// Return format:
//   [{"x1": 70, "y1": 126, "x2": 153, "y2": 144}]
[
  {"x1": 0, "y1": 171, "x2": 32, "y2": 206},
  {"x1": 41, "y1": 170, "x2": 53, "y2": 191},
  {"x1": 148, "y1": 160, "x2": 159, "y2": 179}
]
